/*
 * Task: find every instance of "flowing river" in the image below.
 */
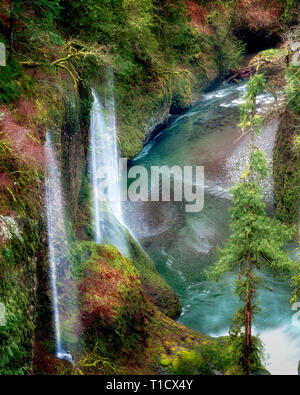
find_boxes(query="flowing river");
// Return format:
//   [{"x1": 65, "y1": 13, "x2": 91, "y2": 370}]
[{"x1": 124, "y1": 80, "x2": 300, "y2": 375}]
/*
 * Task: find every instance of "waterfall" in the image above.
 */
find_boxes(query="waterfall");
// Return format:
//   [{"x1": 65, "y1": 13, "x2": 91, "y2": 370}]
[
  {"x1": 89, "y1": 73, "x2": 129, "y2": 256},
  {"x1": 89, "y1": 91, "x2": 105, "y2": 243},
  {"x1": 105, "y1": 70, "x2": 122, "y2": 223},
  {"x1": 45, "y1": 132, "x2": 73, "y2": 363}
]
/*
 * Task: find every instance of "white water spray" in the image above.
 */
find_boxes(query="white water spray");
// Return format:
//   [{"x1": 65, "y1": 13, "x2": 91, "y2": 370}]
[
  {"x1": 89, "y1": 72, "x2": 129, "y2": 256},
  {"x1": 105, "y1": 70, "x2": 122, "y2": 222},
  {"x1": 89, "y1": 91, "x2": 105, "y2": 243},
  {"x1": 45, "y1": 132, "x2": 73, "y2": 363}
]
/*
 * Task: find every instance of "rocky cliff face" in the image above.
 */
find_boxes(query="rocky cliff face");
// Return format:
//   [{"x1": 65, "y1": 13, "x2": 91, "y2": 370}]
[
  {"x1": 0, "y1": 68, "x2": 185, "y2": 374},
  {"x1": 272, "y1": 26, "x2": 300, "y2": 238},
  {"x1": 273, "y1": 109, "x2": 300, "y2": 239}
]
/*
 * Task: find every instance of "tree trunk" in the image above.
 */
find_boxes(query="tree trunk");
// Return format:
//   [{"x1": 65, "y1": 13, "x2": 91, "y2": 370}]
[{"x1": 244, "y1": 255, "x2": 252, "y2": 375}]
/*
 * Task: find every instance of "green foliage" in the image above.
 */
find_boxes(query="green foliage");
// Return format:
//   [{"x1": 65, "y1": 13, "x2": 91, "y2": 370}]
[
  {"x1": 8, "y1": 0, "x2": 62, "y2": 30},
  {"x1": 225, "y1": 332, "x2": 265, "y2": 375},
  {"x1": 0, "y1": 136, "x2": 43, "y2": 374},
  {"x1": 273, "y1": 114, "x2": 300, "y2": 226},
  {"x1": 283, "y1": 0, "x2": 296, "y2": 23},
  {"x1": 206, "y1": 7, "x2": 245, "y2": 79},
  {"x1": 153, "y1": 0, "x2": 200, "y2": 63},
  {"x1": 1, "y1": 0, "x2": 248, "y2": 159},
  {"x1": 59, "y1": 0, "x2": 122, "y2": 42},
  {"x1": 160, "y1": 334, "x2": 266, "y2": 375},
  {"x1": 1, "y1": 0, "x2": 63, "y2": 48},
  {"x1": 249, "y1": 150, "x2": 269, "y2": 180},
  {"x1": 285, "y1": 65, "x2": 300, "y2": 114},
  {"x1": 211, "y1": 162, "x2": 294, "y2": 280},
  {"x1": 69, "y1": 242, "x2": 149, "y2": 360},
  {"x1": 210, "y1": 155, "x2": 295, "y2": 373},
  {"x1": 273, "y1": 61, "x2": 300, "y2": 227},
  {"x1": 239, "y1": 74, "x2": 266, "y2": 133},
  {"x1": 162, "y1": 349, "x2": 207, "y2": 375},
  {"x1": 60, "y1": 0, "x2": 161, "y2": 89},
  {"x1": 0, "y1": 218, "x2": 40, "y2": 374},
  {"x1": 74, "y1": 343, "x2": 124, "y2": 375},
  {"x1": 200, "y1": 335, "x2": 265, "y2": 375},
  {"x1": 0, "y1": 58, "x2": 23, "y2": 104},
  {"x1": 170, "y1": 75, "x2": 192, "y2": 114}
]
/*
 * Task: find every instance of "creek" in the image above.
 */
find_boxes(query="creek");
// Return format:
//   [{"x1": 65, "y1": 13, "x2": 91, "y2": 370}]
[{"x1": 124, "y1": 80, "x2": 299, "y2": 375}]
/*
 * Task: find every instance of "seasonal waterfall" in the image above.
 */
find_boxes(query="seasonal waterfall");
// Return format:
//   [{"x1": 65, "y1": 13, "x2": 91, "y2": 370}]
[
  {"x1": 89, "y1": 74, "x2": 129, "y2": 257},
  {"x1": 45, "y1": 132, "x2": 74, "y2": 363}
]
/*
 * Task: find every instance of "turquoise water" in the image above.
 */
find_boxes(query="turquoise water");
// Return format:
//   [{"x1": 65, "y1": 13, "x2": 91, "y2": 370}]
[{"x1": 124, "y1": 81, "x2": 300, "y2": 374}]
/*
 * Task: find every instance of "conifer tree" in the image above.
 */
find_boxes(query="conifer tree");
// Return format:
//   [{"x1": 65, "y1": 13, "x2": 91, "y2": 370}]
[{"x1": 209, "y1": 74, "x2": 295, "y2": 375}]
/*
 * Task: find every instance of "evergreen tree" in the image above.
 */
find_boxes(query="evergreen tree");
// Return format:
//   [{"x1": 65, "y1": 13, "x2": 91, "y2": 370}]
[
  {"x1": 209, "y1": 74, "x2": 296, "y2": 375},
  {"x1": 5, "y1": 0, "x2": 62, "y2": 51}
]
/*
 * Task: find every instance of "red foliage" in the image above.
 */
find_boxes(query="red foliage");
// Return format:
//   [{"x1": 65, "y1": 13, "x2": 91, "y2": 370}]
[
  {"x1": 186, "y1": 1, "x2": 212, "y2": 35},
  {"x1": 0, "y1": 0, "x2": 10, "y2": 27},
  {"x1": 16, "y1": 98, "x2": 38, "y2": 127},
  {"x1": 79, "y1": 261, "x2": 128, "y2": 328},
  {"x1": 185, "y1": 0, "x2": 282, "y2": 35},
  {"x1": 237, "y1": 0, "x2": 283, "y2": 29},
  {"x1": 186, "y1": 1, "x2": 208, "y2": 24},
  {"x1": 33, "y1": 341, "x2": 73, "y2": 375},
  {"x1": 0, "y1": 101, "x2": 45, "y2": 170},
  {"x1": 0, "y1": 172, "x2": 13, "y2": 190}
]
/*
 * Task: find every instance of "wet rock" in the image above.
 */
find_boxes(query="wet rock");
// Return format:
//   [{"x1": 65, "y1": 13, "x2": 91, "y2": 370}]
[{"x1": 170, "y1": 77, "x2": 192, "y2": 115}]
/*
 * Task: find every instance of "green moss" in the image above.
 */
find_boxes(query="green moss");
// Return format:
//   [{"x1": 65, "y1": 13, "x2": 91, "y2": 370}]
[
  {"x1": 70, "y1": 242, "x2": 149, "y2": 359},
  {"x1": 259, "y1": 48, "x2": 288, "y2": 60},
  {"x1": 273, "y1": 109, "x2": 300, "y2": 227},
  {"x1": 161, "y1": 348, "x2": 207, "y2": 375},
  {"x1": 170, "y1": 76, "x2": 192, "y2": 115},
  {"x1": 116, "y1": 81, "x2": 172, "y2": 158},
  {"x1": 0, "y1": 176, "x2": 42, "y2": 374},
  {"x1": 67, "y1": 242, "x2": 231, "y2": 375},
  {"x1": 158, "y1": 333, "x2": 267, "y2": 376},
  {"x1": 157, "y1": 336, "x2": 253, "y2": 375},
  {"x1": 78, "y1": 82, "x2": 93, "y2": 132},
  {"x1": 0, "y1": 58, "x2": 23, "y2": 105},
  {"x1": 126, "y1": 229, "x2": 181, "y2": 318}
]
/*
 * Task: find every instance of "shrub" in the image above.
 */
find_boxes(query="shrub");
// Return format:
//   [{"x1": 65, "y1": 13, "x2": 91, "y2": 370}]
[{"x1": 0, "y1": 58, "x2": 23, "y2": 104}]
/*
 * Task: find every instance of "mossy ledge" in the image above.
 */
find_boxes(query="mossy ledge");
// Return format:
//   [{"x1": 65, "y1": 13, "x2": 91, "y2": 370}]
[{"x1": 33, "y1": 243, "x2": 239, "y2": 375}]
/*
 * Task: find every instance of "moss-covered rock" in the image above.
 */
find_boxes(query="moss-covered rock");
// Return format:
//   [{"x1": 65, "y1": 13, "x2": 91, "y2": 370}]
[
  {"x1": 127, "y1": 231, "x2": 181, "y2": 319},
  {"x1": 273, "y1": 109, "x2": 300, "y2": 234},
  {"x1": 170, "y1": 76, "x2": 192, "y2": 115},
  {"x1": 0, "y1": 127, "x2": 43, "y2": 375},
  {"x1": 73, "y1": 243, "x2": 150, "y2": 358},
  {"x1": 58, "y1": 242, "x2": 233, "y2": 375},
  {"x1": 117, "y1": 82, "x2": 172, "y2": 159},
  {"x1": 249, "y1": 48, "x2": 288, "y2": 83}
]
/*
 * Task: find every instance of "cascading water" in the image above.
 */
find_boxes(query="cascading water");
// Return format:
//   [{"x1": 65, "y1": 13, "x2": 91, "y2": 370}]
[
  {"x1": 89, "y1": 73, "x2": 129, "y2": 257},
  {"x1": 105, "y1": 70, "x2": 122, "y2": 223},
  {"x1": 89, "y1": 90, "x2": 105, "y2": 243},
  {"x1": 45, "y1": 132, "x2": 73, "y2": 363}
]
